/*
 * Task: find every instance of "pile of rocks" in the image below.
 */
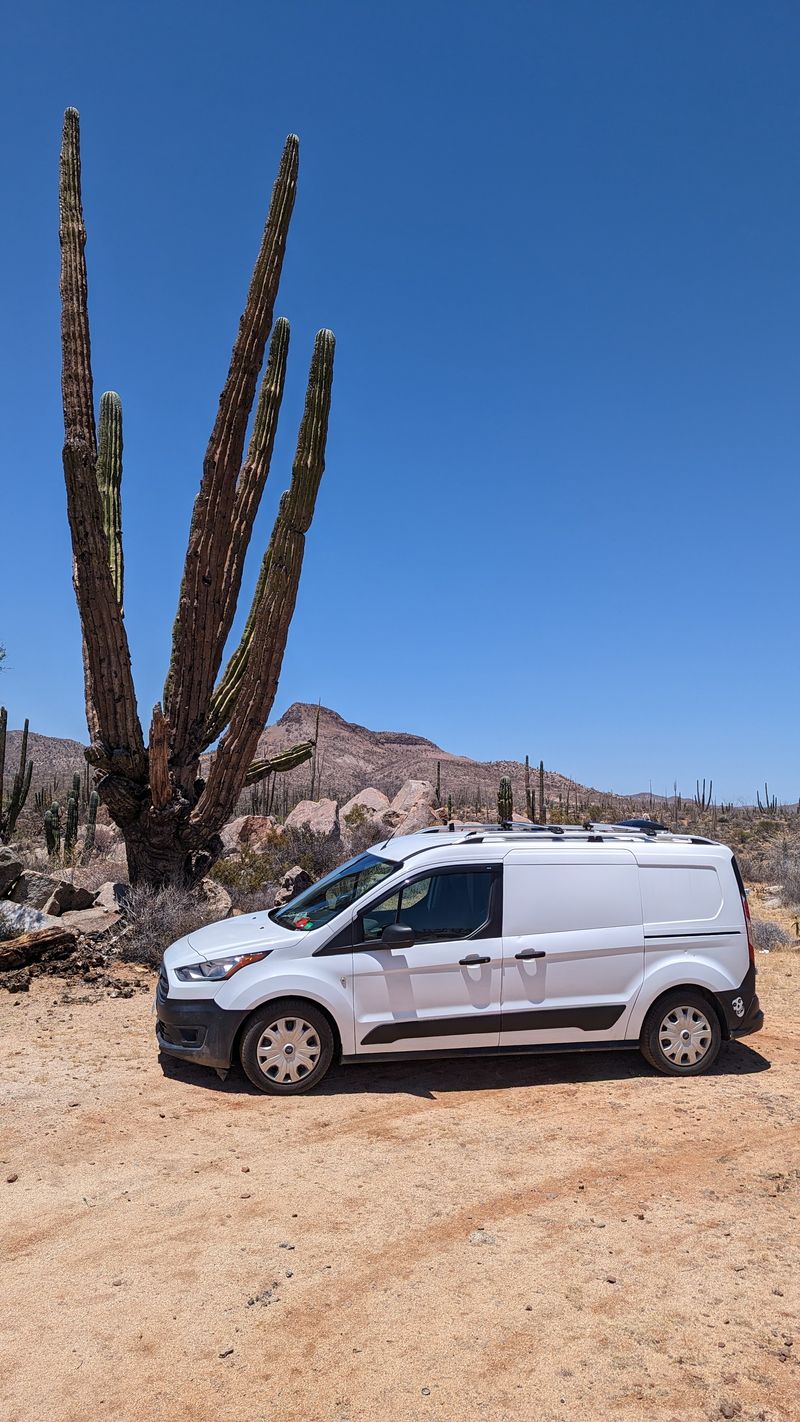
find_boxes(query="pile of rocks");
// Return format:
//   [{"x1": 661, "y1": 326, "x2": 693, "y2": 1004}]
[
  {"x1": 219, "y1": 779, "x2": 440, "y2": 862},
  {"x1": 0, "y1": 845, "x2": 132, "y2": 992}
]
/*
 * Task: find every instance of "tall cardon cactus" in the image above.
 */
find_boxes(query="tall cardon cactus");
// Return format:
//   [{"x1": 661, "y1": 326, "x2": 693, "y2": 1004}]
[
  {"x1": 58, "y1": 109, "x2": 336, "y2": 885},
  {"x1": 0, "y1": 709, "x2": 33, "y2": 842},
  {"x1": 497, "y1": 776, "x2": 513, "y2": 825}
]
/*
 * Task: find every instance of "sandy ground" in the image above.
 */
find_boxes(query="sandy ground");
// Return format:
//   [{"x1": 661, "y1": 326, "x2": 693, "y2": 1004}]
[{"x1": 1, "y1": 957, "x2": 798, "y2": 1422}]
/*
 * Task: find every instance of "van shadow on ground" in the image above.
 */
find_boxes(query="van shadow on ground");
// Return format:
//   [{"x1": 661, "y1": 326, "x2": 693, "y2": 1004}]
[{"x1": 159, "y1": 1039, "x2": 770, "y2": 1102}]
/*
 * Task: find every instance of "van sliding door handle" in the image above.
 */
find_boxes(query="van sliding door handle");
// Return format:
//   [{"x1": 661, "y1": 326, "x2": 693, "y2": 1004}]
[
  {"x1": 459, "y1": 953, "x2": 491, "y2": 966},
  {"x1": 514, "y1": 948, "x2": 546, "y2": 960}
]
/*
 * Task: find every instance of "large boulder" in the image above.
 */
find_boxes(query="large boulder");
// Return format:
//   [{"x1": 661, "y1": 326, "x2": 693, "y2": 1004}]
[
  {"x1": 219, "y1": 814, "x2": 279, "y2": 857},
  {"x1": 0, "y1": 899, "x2": 62, "y2": 936},
  {"x1": 0, "y1": 847, "x2": 22, "y2": 896},
  {"x1": 194, "y1": 878, "x2": 233, "y2": 921},
  {"x1": 94, "y1": 881, "x2": 130, "y2": 913},
  {"x1": 284, "y1": 799, "x2": 339, "y2": 840},
  {"x1": 381, "y1": 780, "x2": 437, "y2": 837},
  {"x1": 42, "y1": 882, "x2": 97, "y2": 917},
  {"x1": 273, "y1": 865, "x2": 314, "y2": 908},
  {"x1": 341, "y1": 788, "x2": 391, "y2": 826},
  {"x1": 8, "y1": 870, "x2": 61, "y2": 911},
  {"x1": 60, "y1": 907, "x2": 122, "y2": 939}
]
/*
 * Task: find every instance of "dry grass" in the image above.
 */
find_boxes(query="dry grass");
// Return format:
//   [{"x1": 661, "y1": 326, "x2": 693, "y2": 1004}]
[{"x1": 119, "y1": 884, "x2": 218, "y2": 967}]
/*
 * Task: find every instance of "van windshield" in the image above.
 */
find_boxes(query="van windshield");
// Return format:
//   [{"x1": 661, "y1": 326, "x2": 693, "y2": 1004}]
[{"x1": 270, "y1": 853, "x2": 399, "y2": 932}]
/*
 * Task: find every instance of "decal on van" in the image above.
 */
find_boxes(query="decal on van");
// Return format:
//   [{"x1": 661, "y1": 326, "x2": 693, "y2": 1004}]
[{"x1": 731, "y1": 996, "x2": 745, "y2": 1018}]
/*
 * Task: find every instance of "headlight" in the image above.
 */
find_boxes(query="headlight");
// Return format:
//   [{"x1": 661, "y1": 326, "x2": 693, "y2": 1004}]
[{"x1": 175, "y1": 950, "x2": 271, "y2": 982}]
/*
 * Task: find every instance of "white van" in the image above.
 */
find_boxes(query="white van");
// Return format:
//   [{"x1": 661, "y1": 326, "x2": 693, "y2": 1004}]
[{"x1": 156, "y1": 824, "x2": 762, "y2": 1094}]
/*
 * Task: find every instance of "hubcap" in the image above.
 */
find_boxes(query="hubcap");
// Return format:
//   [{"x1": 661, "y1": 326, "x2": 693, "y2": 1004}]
[
  {"x1": 256, "y1": 1017, "x2": 321, "y2": 1083},
  {"x1": 658, "y1": 1005, "x2": 713, "y2": 1066}
]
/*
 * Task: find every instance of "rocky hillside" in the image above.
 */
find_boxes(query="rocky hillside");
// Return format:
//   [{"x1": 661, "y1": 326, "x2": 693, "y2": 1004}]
[{"x1": 257, "y1": 703, "x2": 619, "y2": 811}]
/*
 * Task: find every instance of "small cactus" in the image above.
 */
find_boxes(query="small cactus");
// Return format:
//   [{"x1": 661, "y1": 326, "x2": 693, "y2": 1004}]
[
  {"x1": 80, "y1": 788, "x2": 99, "y2": 863},
  {"x1": 45, "y1": 801, "x2": 61, "y2": 858},
  {"x1": 64, "y1": 788, "x2": 79, "y2": 858},
  {"x1": 498, "y1": 776, "x2": 513, "y2": 825},
  {"x1": 0, "y1": 709, "x2": 34, "y2": 842}
]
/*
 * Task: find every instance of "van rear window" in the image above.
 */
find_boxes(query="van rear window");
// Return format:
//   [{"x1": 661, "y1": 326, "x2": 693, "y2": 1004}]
[{"x1": 640, "y1": 865, "x2": 723, "y2": 925}]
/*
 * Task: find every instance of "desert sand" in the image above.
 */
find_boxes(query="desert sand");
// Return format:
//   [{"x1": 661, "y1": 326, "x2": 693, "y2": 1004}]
[{"x1": 1, "y1": 957, "x2": 798, "y2": 1422}]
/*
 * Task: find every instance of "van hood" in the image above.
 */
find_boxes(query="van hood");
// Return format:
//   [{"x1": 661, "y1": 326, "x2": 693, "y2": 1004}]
[{"x1": 186, "y1": 912, "x2": 298, "y2": 960}]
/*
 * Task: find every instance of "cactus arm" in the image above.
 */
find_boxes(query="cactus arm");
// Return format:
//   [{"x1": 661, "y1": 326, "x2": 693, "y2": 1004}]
[
  {"x1": 200, "y1": 318, "x2": 291, "y2": 750},
  {"x1": 96, "y1": 391, "x2": 124, "y2": 607},
  {"x1": 0, "y1": 706, "x2": 6, "y2": 822},
  {"x1": 244, "y1": 741, "x2": 314, "y2": 786},
  {"x1": 190, "y1": 329, "x2": 335, "y2": 836},
  {"x1": 59, "y1": 109, "x2": 145, "y2": 779},
  {"x1": 164, "y1": 138, "x2": 299, "y2": 779},
  {"x1": 148, "y1": 703, "x2": 171, "y2": 810}
]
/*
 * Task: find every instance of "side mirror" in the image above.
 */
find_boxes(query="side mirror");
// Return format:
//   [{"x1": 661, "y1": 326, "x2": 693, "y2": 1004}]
[{"x1": 381, "y1": 923, "x2": 415, "y2": 950}]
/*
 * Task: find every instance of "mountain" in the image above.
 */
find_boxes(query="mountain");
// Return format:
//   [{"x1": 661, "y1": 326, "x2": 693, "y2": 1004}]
[{"x1": 256, "y1": 703, "x2": 620, "y2": 811}]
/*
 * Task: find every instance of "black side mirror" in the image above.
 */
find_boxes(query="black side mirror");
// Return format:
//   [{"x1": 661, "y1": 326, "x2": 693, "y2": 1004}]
[{"x1": 381, "y1": 923, "x2": 415, "y2": 949}]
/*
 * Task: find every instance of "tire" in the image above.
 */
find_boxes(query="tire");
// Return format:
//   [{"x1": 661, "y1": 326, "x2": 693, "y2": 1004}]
[
  {"x1": 640, "y1": 989, "x2": 722, "y2": 1077},
  {"x1": 239, "y1": 998, "x2": 335, "y2": 1095}
]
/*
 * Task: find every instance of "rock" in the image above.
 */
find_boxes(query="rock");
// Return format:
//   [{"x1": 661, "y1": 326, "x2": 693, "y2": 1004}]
[
  {"x1": 60, "y1": 907, "x2": 122, "y2": 939},
  {"x1": 94, "y1": 881, "x2": 130, "y2": 912},
  {"x1": 0, "y1": 900, "x2": 62, "y2": 936},
  {"x1": 0, "y1": 922, "x2": 78, "y2": 970},
  {"x1": 219, "y1": 814, "x2": 278, "y2": 856},
  {"x1": 273, "y1": 866, "x2": 314, "y2": 907},
  {"x1": 42, "y1": 882, "x2": 97, "y2": 917},
  {"x1": 284, "y1": 799, "x2": 339, "y2": 840},
  {"x1": 8, "y1": 870, "x2": 60, "y2": 911},
  {"x1": 381, "y1": 779, "x2": 437, "y2": 837},
  {"x1": 0, "y1": 847, "x2": 23, "y2": 896},
  {"x1": 194, "y1": 878, "x2": 232, "y2": 921},
  {"x1": 341, "y1": 788, "x2": 391, "y2": 824},
  {"x1": 468, "y1": 1229, "x2": 496, "y2": 1246}
]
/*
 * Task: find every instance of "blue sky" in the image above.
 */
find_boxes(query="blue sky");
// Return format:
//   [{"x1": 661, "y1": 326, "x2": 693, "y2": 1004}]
[{"x1": 1, "y1": 1, "x2": 798, "y2": 802}]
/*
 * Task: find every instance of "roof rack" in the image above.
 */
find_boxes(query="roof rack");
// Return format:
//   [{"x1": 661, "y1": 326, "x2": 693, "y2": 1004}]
[{"x1": 407, "y1": 821, "x2": 717, "y2": 848}]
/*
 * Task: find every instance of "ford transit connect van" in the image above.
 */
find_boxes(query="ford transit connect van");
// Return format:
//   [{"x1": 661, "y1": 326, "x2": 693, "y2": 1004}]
[{"x1": 156, "y1": 824, "x2": 763, "y2": 1094}]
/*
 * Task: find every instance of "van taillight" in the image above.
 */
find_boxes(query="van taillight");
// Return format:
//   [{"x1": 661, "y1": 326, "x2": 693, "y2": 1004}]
[
  {"x1": 731, "y1": 856, "x2": 756, "y2": 969},
  {"x1": 742, "y1": 891, "x2": 756, "y2": 968}
]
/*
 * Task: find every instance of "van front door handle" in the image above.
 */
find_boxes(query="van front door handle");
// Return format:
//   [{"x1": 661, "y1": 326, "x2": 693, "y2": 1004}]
[
  {"x1": 459, "y1": 953, "x2": 491, "y2": 966},
  {"x1": 515, "y1": 948, "x2": 546, "y2": 960}
]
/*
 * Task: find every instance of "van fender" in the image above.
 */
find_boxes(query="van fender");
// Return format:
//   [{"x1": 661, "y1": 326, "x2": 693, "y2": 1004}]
[
  {"x1": 217, "y1": 967, "x2": 355, "y2": 1055},
  {"x1": 627, "y1": 952, "x2": 742, "y2": 1039}
]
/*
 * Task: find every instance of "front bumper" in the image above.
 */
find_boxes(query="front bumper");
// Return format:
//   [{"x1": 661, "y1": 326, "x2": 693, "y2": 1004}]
[
  {"x1": 156, "y1": 981, "x2": 248, "y2": 1070},
  {"x1": 716, "y1": 963, "x2": 763, "y2": 1040}
]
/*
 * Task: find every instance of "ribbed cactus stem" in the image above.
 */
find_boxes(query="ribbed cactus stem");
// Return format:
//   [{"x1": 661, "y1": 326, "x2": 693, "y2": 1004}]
[
  {"x1": 0, "y1": 712, "x2": 34, "y2": 841},
  {"x1": 539, "y1": 760, "x2": 546, "y2": 824},
  {"x1": 498, "y1": 776, "x2": 513, "y2": 825},
  {"x1": 192, "y1": 329, "x2": 335, "y2": 833},
  {"x1": 245, "y1": 740, "x2": 314, "y2": 787},
  {"x1": 45, "y1": 801, "x2": 61, "y2": 859},
  {"x1": 80, "y1": 789, "x2": 99, "y2": 863},
  {"x1": 96, "y1": 391, "x2": 124, "y2": 606}
]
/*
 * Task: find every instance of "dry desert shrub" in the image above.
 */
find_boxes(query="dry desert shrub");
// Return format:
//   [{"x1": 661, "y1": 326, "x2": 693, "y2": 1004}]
[
  {"x1": 750, "y1": 918, "x2": 792, "y2": 951},
  {"x1": 213, "y1": 827, "x2": 344, "y2": 896},
  {"x1": 120, "y1": 884, "x2": 217, "y2": 967}
]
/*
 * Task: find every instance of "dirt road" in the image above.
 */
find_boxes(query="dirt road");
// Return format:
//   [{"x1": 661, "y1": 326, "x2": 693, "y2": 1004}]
[{"x1": 1, "y1": 957, "x2": 798, "y2": 1422}]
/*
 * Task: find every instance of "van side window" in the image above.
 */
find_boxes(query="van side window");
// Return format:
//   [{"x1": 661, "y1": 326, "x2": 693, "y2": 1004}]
[{"x1": 361, "y1": 870, "x2": 494, "y2": 944}]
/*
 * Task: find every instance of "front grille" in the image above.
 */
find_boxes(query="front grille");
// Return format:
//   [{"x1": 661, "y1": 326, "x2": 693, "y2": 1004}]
[{"x1": 158, "y1": 965, "x2": 169, "y2": 1000}]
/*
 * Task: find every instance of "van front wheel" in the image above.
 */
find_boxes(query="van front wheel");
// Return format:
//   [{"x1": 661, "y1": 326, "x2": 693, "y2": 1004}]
[
  {"x1": 640, "y1": 990, "x2": 722, "y2": 1076},
  {"x1": 239, "y1": 999, "x2": 335, "y2": 1095}
]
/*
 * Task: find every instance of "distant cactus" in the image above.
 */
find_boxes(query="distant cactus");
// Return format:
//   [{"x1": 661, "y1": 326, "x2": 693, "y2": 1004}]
[
  {"x1": 447, "y1": 793, "x2": 453, "y2": 822},
  {"x1": 498, "y1": 776, "x2": 513, "y2": 825},
  {"x1": 0, "y1": 708, "x2": 34, "y2": 842},
  {"x1": 524, "y1": 754, "x2": 532, "y2": 820},
  {"x1": 80, "y1": 789, "x2": 99, "y2": 863},
  {"x1": 44, "y1": 801, "x2": 61, "y2": 858},
  {"x1": 539, "y1": 760, "x2": 546, "y2": 824},
  {"x1": 64, "y1": 786, "x2": 79, "y2": 858}
]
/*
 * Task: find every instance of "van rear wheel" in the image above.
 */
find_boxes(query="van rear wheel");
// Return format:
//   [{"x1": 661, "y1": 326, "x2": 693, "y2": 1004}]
[
  {"x1": 239, "y1": 999, "x2": 335, "y2": 1095},
  {"x1": 640, "y1": 990, "x2": 722, "y2": 1076}
]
